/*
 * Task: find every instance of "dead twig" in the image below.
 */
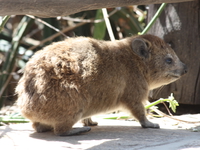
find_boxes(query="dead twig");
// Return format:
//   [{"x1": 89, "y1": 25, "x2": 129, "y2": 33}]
[
  {"x1": 28, "y1": 22, "x2": 86, "y2": 51},
  {"x1": 27, "y1": 15, "x2": 68, "y2": 38},
  {"x1": 152, "y1": 108, "x2": 200, "y2": 124}
]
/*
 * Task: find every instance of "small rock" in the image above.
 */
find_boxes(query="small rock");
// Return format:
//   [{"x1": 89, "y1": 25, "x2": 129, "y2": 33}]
[
  {"x1": 191, "y1": 128, "x2": 199, "y2": 132},
  {"x1": 177, "y1": 125, "x2": 182, "y2": 128}
]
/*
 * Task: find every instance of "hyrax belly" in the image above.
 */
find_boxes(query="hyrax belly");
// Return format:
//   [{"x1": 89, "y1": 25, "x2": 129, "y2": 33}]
[{"x1": 16, "y1": 34, "x2": 187, "y2": 135}]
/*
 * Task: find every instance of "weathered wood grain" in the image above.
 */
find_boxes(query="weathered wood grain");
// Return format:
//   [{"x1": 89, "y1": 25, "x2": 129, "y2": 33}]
[{"x1": 0, "y1": 0, "x2": 194, "y2": 17}]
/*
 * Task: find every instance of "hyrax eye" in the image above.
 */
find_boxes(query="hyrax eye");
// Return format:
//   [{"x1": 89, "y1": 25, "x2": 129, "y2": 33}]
[{"x1": 165, "y1": 58, "x2": 173, "y2": 64}]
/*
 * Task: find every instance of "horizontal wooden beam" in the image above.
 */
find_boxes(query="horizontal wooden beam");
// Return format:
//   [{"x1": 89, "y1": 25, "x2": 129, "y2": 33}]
[{"x1": 0, "y1": 0, "x2": 194, "y2": 17}]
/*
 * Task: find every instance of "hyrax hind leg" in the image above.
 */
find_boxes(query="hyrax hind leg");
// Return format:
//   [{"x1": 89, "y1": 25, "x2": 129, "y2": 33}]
[
  {"x1": 53, "y1": 122, "x2": 91, "y2": 136},
  {"x1": 52, "y1": 112, "x2": 91, "y2": 136},
  {"x1": 127, "y1": 102, "x2": 160, "y2": 128},
  {"x1": 32, "y1": 122, "x2": 53, "y2": 133}
]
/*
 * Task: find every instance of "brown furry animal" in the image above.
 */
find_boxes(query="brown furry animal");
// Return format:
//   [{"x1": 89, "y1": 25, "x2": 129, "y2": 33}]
[{"x1": 16, "y1": 34, "x2": 187, "y2": 136}]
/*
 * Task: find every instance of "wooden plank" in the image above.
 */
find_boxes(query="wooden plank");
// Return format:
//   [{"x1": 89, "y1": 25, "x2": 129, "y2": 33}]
[{"x1": 0, "y1": 0, "x2": 194, "y2": 17}]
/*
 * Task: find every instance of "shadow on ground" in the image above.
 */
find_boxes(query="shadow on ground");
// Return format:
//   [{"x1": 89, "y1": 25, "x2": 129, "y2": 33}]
[
  {"x1": 1, "y1": 117, "x2": 200, "y2": 150},
  {"x1": 28, "y1": 124, "x2": 200, "y2": 150}
]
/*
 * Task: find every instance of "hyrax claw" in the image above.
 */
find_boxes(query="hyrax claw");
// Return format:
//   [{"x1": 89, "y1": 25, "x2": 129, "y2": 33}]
[{"x1": 141, "y1": 122, "x2": 160, "y2": 129}]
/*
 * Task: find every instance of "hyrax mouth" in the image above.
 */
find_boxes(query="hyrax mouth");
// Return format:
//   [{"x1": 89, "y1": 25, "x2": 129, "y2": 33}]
[
  {"x1": 168, "y1": 74, "x2": 181, "y2": 79},
  {"x1": 166, "y1": 72, "x2": 180, "y2": 78},
  {"x1": 167, "y1": 68, "x2": 187, "y2": 79}
]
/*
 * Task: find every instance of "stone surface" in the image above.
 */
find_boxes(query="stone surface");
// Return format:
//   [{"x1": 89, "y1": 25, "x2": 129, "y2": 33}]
[{"x1": 1, "y1": 114, "x2": 200, "y2": 150}]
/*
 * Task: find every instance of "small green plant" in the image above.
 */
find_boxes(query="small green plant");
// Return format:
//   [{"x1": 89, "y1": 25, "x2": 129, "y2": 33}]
[
  {"x1": 145, "y1": 93, "x2": 179, "y2": 113},
  {"x1": 0, "y1": 113, "x2": 29, "y2": 124}
]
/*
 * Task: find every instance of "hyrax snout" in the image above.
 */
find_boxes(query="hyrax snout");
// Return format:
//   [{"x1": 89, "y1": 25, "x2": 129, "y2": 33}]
[{"x1": 16, "y1": 34, "x2": 187, "y2": 136}]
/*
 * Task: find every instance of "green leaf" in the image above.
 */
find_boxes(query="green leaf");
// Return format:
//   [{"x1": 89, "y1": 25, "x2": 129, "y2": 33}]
[
  {"x1": 93, "y1": 9, "x2": 106, "y2": 39},
  {"x1": 140, "y1": 3, "x2": 167, "y2": 35},
  {"x1": 110, "y1": 7, "x2": 143, "y2": 36},
  {"x1": 0, "y1": 16, "x2": 10, "y2": 32},
  {"x1": 0, "y1": 16, "x2": 34, "y2": 109}
]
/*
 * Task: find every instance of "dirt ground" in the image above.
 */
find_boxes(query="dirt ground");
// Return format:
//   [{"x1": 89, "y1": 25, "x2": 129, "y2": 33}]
[{"x1": 1, "y1": 114, "x2": 200, "y2": 150}]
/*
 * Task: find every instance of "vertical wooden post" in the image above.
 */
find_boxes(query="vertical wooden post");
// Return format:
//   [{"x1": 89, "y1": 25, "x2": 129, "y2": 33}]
[{"x1": 147, "y1": 1, "x2": 200, "y2": 104}]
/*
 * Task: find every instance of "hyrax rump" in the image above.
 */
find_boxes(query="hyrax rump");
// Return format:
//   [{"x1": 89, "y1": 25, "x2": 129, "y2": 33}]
[{"x1": 16, "y1": 34, "x2": 187, "y2": 136}]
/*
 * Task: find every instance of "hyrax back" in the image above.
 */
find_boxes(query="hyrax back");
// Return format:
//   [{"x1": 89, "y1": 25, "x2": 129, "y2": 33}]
[{"x1": 16, "y1": 34, "x2": 187, "y2": 135}]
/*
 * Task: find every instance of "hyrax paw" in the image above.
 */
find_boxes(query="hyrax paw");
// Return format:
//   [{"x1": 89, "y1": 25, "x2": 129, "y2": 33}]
[
  {"x1": 141, "y1": 122, "x2": 160, "y2": 129},
  {"x1": 57, "y1": 126, "x2": 91, "y2": 136},
  {"x1": 151, "y1": 123, "x2": 160, "y2": 128},
  {"x1": 82, "y1": 118, "x2": 98, "y2": 126}
]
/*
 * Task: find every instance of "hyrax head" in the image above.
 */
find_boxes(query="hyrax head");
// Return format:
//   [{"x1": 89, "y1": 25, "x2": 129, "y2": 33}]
[{"x1": 131, "y1": 34, "x2": 187, "y2": 90}]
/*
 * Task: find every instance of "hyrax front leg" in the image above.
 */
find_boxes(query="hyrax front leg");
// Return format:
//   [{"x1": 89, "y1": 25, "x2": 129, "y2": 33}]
[
  {"x1": 128, "y1": 102, "x2": 160, "y2": 128},
  {"x1": 82, "y1": 117, "x2": 98, "y2": 126}
]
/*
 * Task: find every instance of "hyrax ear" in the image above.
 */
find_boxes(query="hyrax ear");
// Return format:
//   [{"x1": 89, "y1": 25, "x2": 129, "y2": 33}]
[{"x1": 131, "y1": 38, "x2": 149, "y2": 59}]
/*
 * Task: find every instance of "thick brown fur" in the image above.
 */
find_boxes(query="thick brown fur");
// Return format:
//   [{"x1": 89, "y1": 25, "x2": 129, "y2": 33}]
[{"x1": 16, "y1": 34, "x2": 187, "y2": 135}]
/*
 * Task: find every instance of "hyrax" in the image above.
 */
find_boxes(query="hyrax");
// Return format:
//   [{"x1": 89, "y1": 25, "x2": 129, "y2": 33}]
[{"x1": 16, "y1": 34, "x2": 187, "y2": 136}]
